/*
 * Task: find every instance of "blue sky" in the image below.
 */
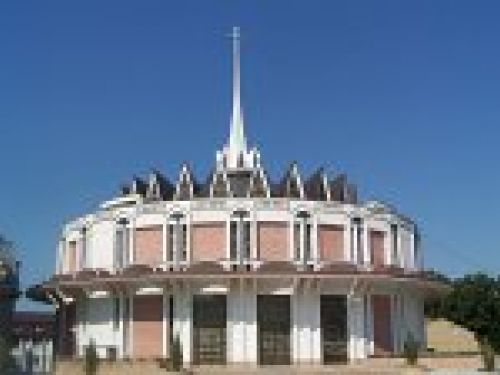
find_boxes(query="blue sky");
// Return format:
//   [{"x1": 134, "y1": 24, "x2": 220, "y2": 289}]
[{"x1": 1, "y1": 1, "x2": 499, "y2": 308}]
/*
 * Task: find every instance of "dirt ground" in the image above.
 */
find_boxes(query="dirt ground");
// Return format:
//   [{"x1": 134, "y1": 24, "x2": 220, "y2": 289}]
[{"x1": 54, "y1": 355, "x2": 497, "y2": 374}]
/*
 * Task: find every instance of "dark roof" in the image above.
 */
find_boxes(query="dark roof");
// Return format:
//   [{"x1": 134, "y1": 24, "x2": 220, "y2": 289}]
[{"x1": 121, "y1": 163, "x2": 358, "y2": 203}]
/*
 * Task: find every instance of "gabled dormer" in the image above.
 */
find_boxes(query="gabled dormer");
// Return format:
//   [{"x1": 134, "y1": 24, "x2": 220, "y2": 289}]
[
  {"x1": 274, "y1": 162, "x2": 304, "y2": 199},
  {"x1": 329, "y1": 174, "x2": 358, "y2": 204},
  {"x1": 174, "y1": 163, "x2": 201, "y2": 201},
  {"x1": 250, "y1": 168, "x2": 270, "y2": 198},
  {"x1": 210, "y1": 171, "x2": 231, "y2": 198},
  {"x1": 131, "y1": 176, "x2": 148, "y2": 197},
  {"x1": 304, "y1": 168, "x2": 329, "y2": 201},
  {"x1": 146, "y1": 170, "x2": 174, "y2": 201}
]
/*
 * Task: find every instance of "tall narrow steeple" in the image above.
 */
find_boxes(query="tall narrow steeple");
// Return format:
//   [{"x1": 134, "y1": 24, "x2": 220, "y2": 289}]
[
  {"x1": 216, "y1": 26, "x2": 261, "y2": 172},
  {"x1": 228, "y1": 26, "x2": 247, "y2": 158}
]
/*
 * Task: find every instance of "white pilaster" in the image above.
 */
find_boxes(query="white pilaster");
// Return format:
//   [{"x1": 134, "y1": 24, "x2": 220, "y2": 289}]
[
  {"x1": 129, "y1": 293, "x2": 134, "y2": 358},
  {"x1": 397, "y1": 225, "x2": 403, "y2": 268},
  {"x1": 129, "y1": 221, "x2": 135, "y2": 265},
  {"x1": 384, "y1": 225, "x2": 391, "y2": 266},
  {"x1": 116, "y1": 291, "x2": 124, "y2": 358},
  {"x1": 312, "y1": 216, "x2": 318, "y2": 263},
  {"x1": 162, "y1": 220, "x2": 168, "y2": 266},
  {"x1": 186, "y1": 212, "x2": 191, "y2": 264},
  {"x1": 363, "y1": 223, "x2": 370, "y2": 265},
  {"x1": 344, "y1": 219, "x2": 351, "y2": 262}
]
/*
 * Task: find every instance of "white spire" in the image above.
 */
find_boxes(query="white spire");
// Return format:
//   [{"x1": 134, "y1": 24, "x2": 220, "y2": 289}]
[
  {"x1": 228, "y1": 26, "x2": 247, "y2": 157},
  {"x1": 216, "y1": 26, "x2": 261, "y2": 171}
]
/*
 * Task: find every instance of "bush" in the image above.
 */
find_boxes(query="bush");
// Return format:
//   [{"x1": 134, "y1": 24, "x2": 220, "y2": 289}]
[
  {"x1": 170, "y1": 335, "x2": 183, "y2": 372},
  {"x1": 480, "y1": 339, "x2": 495, "y2": 372},
  {"x1": 403, "y1": 332, "x2": 419, "y2": 366},
  {"x1": 84, "y1": 339, "x2": 99, "y2": 375}
]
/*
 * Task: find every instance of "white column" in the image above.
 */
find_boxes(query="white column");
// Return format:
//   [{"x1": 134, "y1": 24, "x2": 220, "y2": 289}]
[
  {"x1": 344, "y1": 219, "x2": 351, "y2": 262},
  {"x1": 299, "y1": 222, "x2": 305, "y2": 262},
  {"x1": 292, "y1": 283, "x2": 300, "y2": 364},
  {"x1": 162, "y1": 220, "x2": 168, "y2": 267},
  {"x1": 162, "y1": 288, "x2": 168, "y2": 358},
  {"x1": 186, "y1": 213, "x2": 191, "y2": 264},
  {"x1": 352, "y1": 224, "x2": 359, "y2": 264},
  {"x1": 251, "y1": 211, "x2": 258, "y2": 263},
  {"x1": 129, "y1": 293, "x2": 134, "y2": 358},
  {"x1": 236, "y1": 220, "x2": 242, "y2": 265},
  {"x1": 363, "y1": 223, "x2": 370, "y2": 266},
  {"x1": 225, "y1": 217, "x2": 231, "y2": 266},
  {"x1": 57, "y1": 240, "x2": 64, "y2": 274},
  {"x1": 409, "y1": 232, "x2": 415, "y2": 270},
  {"x1": 172, "y1": 222, "x2": 178, "y2": 266},
  {"x1": 348, "y1": 294, "x2": 366, "y2": 361},
  {"x1": 384, "y1": 226, "x2": 391, "y2": 266},
  {"x1": 129, "y1": 221, "x2": 135, "y2": 265},
  {"x1": 312, "y1": 216, "x2": 319, "y2": 263},
  {"x1": 246, "y1": 279, "x2": 258, "y2": 365},
  {"x1": 118, "y1": 291, "x2": 125, "y2": 359},
  {"x1": 311, "y1": 281, "x2": 321, "y2": 365},
  {"x1": 367, "y1": 294, "x2": 374, "y2": 356},
  {"x1": 397, "y1": 226, "x2": 403, "y2": 268},
  {"x1": 174, "y1": 282, "x2": 192, "y2": 365}
]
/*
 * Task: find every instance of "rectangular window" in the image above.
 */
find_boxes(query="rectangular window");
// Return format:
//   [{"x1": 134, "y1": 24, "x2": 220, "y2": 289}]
[
  {"x1": 180, "y1": 224, "x2": 187, "y2": 261},
  {"x1": 304, "y1": 223, "x2": 311, "y2": 261},
  {"x1": 167, "y1": 224, "x2": 174, "y2": 261},
  {"x1": 230, "y1": 222, "x2": 238, "y2": 260},
  {"x1": 113, "y1": 296, "x2": 120, "y2": 331},
  {"x1": 391, "y1": 224, "x2": 398, "y2": 265},
  {"x1": 242, "y1": 221, "x2": 251, "y2": 260},
  {"x1": 81, "y1": 230, "x2": 88, "y2": 269},
  {"x1": 293, "y1": 223, "x2": 301, "y2": 261},
  {"x1": 115, "y1": 230, "x2": 124, "y2": 268}
]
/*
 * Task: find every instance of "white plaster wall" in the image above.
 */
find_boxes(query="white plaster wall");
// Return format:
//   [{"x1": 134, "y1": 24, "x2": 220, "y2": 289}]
[
  {"x1": 173, "y1": 284, "x2": 192, "y2": 365},
  {"x1": 88, "y1": 221, "x2": 115, "y2": 270},
  {"x1": 348, "y1": 294, "x2": 367, "y2": 360},
  {"x1": 80, "y1": 297, "x2": 120, "y2": 358},
  {"x1": 401, "y1": 291, "x2": 425, "y2": 348},
  {"x1": 293, "y1": 283, "x2": 320, "y2": 364}
]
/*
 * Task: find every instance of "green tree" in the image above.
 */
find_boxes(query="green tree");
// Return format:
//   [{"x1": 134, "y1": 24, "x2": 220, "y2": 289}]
[
  {"x1": 442, "y1": 273, "x2": 500, "y2": 352},
  {"x1": 0, "y1": 334, "x2": 13, "y2": 373},
  {"x1": 426, "y1": 272, "x2": 500, "y2": 370}
]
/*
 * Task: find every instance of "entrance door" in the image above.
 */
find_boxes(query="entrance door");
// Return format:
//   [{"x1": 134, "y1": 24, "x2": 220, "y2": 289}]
[
  {"x1": 257, "y1": 295, "x2": 291, "y2": 365},
  {"x1": 321, "y1": 295, "x2": 348, "y2": 364},
  {"x1": 192, "y1": 295, "x2": 227, "y2": 365}
]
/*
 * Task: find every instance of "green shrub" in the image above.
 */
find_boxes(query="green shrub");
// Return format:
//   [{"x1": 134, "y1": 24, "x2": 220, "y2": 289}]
[
  {"x1": 480, "y1": 339, "x2": 495, "y2": 372},
  {"x1": 170, "y1": 335, "x2": 183, "y2": 372},
  {"x1": 403, "y1": 332, "x2": 419, "y2": 366},
  {"x1": 84, "y1": 339, "x2": 99, "y2": 375}
]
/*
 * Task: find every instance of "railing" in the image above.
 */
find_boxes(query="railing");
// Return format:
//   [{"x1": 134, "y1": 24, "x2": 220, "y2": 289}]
[{"x1": 55, "y1": 251, "x2": 425, "y2": 280}]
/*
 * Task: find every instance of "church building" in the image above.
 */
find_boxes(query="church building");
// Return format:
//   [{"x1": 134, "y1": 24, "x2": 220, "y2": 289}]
[{"x1": 46, "y1": 28, "x2": 442, "y2": 367}]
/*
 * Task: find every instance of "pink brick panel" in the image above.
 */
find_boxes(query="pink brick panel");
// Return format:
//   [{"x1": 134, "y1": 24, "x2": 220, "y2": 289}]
[
  {"x1": 132, "y1": 295, "x2": 163, "y2": 359},
  {"x1": 67, "y1": 241, "x2": 77, "y2": 273},
  {"x1": 134, "y1": 226, "x2": 163, "y2": 266},
  {"x1": 370, "y1": 230, "x2": 385, "y2": 267},
  {"x1": 191, "y1": 223, "x2": 226, "y2": 261},
  {"x1": 318, "y1": 224, "x2": 344, "y2": 262},
  {"x1": 258, "y1": 222, "x2": 289, "y2": 261},
  {"x1": 372, "y1": 294, "x2": 393, "y2": 356}
]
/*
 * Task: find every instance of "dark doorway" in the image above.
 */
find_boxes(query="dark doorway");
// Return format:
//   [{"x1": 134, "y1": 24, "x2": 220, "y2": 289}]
[
  {"x1": 192, "y1": 295, "x2": 227, "y2": 365},
  {"x1": 257, "y1": 295, "x2": 291, "y2": 365},
  {"x1": 321, "y1": 295, "x2": 348, "y2": 364}
]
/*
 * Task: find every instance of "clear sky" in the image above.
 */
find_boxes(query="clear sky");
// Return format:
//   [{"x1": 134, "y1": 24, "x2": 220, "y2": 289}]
[{"x1": 1, "y1": 1, "x2": 499, "y2": 309}]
